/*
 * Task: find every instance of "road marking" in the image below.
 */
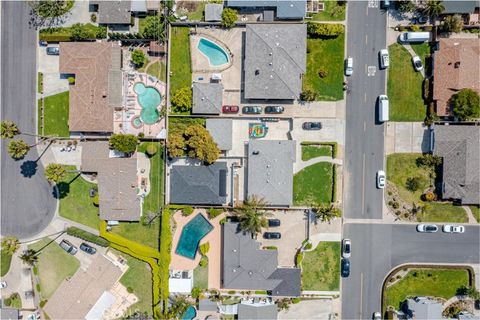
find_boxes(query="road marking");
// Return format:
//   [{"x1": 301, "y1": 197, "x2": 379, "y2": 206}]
[
  {"x1": 364, "y1": 92, "x2": 367, "y2": 102},
  {"x1": 364, "y1": 121, "x2": 367, "y2": 131},
  {"x1": 368, "y1": 66, "x2": 376, "y2": 76},
  {"x1": 368, "y1": 0, "x2": 379, "y2": 8},
  {"x1": 365, "y1": 64, "x2": 367, "y2": 74},
  {"x1": 359, "y1": 273, "x2": 364, "y2": 318},
  {"x1": 365, "y1": 34, "x2": 368, "y2": 45},
  {"x1": 361, "y1": 153, "x2": 365, "y2": 215},
  {"x1": 366, "y1": 4, "x2": 368, "y2": 15}
]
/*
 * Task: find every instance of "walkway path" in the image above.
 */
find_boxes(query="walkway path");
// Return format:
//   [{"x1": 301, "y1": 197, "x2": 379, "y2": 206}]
[
  {"x1": 401, "y1": 43, "x2": 425, "y2": 78},
  {"x1": 294, "y1": 156, "x2": 343, "y2": 173},
  {"x1": 463, "y1": 206, "x2": 478, "y2": 224}
]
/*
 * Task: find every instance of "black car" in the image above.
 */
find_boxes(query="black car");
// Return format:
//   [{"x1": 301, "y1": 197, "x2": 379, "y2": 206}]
[
  {"x1": 80, "y1": 242, "x2": 97, "y2": 255},
  {"x1": 264, "y1": 106, "x2": 284, "y2": 114},
  {"x1": 242, "y1": 106, "x2": 262, "y2": 114},
  {"x1": 268, "y1": 219, "x2": 281, "y2": 227},
  {"x1": 46, "y1": 47, "x2": 59, "y2": 55},
  {"x1": 302, "y1": 122, "x2": 322, "y2": 130},
  {"x1": 341, "y1": 258, "x2": 350, "y2": 277},
  {"x1": 263, "y1": 232, "x2": 281, "y2": 239}
]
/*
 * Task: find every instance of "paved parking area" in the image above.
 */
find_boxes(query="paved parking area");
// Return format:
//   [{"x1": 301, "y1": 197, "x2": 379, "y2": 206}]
[
  {"x1": 292, "y1": 118, "x2": 345, "y2": 145},
  {"x1": 38, "y1": 44, "x2": 69, "y2": 95},
  {"x1": 55, "y1": 233, "x2": 108, "y2": 271},
  {"x1": 385, "y1": 122, "x2": 431, "y2": 154},
  {"x1": 279, "y1": 299, "x2": 334, "y2": 319}
]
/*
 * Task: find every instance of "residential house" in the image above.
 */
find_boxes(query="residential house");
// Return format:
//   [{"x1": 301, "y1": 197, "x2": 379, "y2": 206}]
[
  {"x1": 206, "y1": 119, "x2": 233, "y2": 153},
  {"x1": 238, "y1": 301, "x2": 278, "y2": 320},
  {"x1": 148, "y1": 41, "x2": 166, "y2": 56},
  {"x1": 0, "y1": 308, "x2": 19, "y2": 320},
  {"x1": 243, "y1": 24, "x2": 306, "y2": 100},
  {"x1": 90, "y1": 0, "x2": 132, "y2": 30},
  {"x1": 192, "y1": 83, "x2": 224, "y2": 114},
  {"x1": 433, "y1": 38, "x2": 479, "y2": 117},
  {"x1": 441, "y1": 0, "x2": 479, "y2": 16},
  {"x1": 433, "y1": 125, "x2": 479, "y2": 205},
  {"x1": 226, "y1": 0, "x2": 306, "y2": 20},
  {"x1": 131, "y1": 0, "x2": 160, "y2": 15},
  {"x1": 401, "y1": 297, "x2": 442, "y2": 320},
  {"x1": 205, "y1": 3, "x2": 224, "y2": 22}
]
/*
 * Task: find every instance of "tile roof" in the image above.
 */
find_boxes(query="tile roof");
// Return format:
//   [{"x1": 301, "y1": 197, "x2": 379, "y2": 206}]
[
  {"x1": 433, "y1": 38, "x2": 480, "y2": 116},
  {"x1": 206, "y1": 118, "x2": 233, "y2": 151},
  {"x1": 193, "y1": 83, "x2": 223, "y2": 114},
  {"x1": 59, "y1": 42, "x2": 122, "y2": 133},
  {"x1": 247, "y1": 140, "x2": 296, "y2": 206},
  {"x1": 243, "y1": 24, "x2": 306, "y2": 100},
  {"x1": 226, "y1": 0, "x2": 306, "y2": 19},
  {"x1": 81, "y1": 142, "x2": 141, "y2": 221},
  {"x1": 205, "y1": 3, "x2": 224, "y2": 21},
  {"x1": 91, "y1": 0, "x2": 132, "y2": 24}
]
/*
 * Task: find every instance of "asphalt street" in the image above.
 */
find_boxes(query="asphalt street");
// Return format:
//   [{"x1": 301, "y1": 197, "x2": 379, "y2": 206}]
[
  {"x1": 1, "y1": 1, "x2": 56, "y2": 239},
  {"x1": 344, "y1": 1, "x2": 387, "y2": 220},
  {"x1": 342, "y1": 223, "x2": 480, "y2": 319}
]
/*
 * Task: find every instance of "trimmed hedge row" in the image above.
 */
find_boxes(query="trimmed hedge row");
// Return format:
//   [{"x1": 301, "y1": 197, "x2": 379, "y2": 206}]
[
  {"x1": 66, "y1": 227, "x2": 110, "y2": 247},
  {"x1": 300, "y1": 141, "x2": 338, "y2": 158},
  {"x1": 332, "y1": 164, "x2": 337, "y2": 202}
]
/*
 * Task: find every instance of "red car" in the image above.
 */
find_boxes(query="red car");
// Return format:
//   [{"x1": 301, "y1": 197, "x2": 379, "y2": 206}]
[{"x1": 222, "y1": 105, "x2": 239, "y2": 113}]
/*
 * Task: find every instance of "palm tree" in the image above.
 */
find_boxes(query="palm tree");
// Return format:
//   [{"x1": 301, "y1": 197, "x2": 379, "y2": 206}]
[
  {"x1": 314, "y1": 204, "x2": 341, "y2": 223},
  {"x1": 1, "y1": 236, "x2": 20, "y2": 255},
  {"x1": 233, "y1": 196, "x2": 271, "y2": 235},
  {"x1": 422, "y1": 0, "x2": 445, "y2": 19},
  {"x1": 1, "y1": 120, "x2": 20, "y2": 139},
  {"x1": 19, "y1": 249, "x2": 38, "y2": 266},
  {"x1": 8, "y1": 139, "x2": 31, "y2": 159},
  {"x1": 44, "y1": 163, "x2": 67, "y2": 183}
]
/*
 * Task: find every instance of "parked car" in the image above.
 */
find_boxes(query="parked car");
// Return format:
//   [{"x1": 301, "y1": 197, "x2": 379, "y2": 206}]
[
  {"x1": 373, "y1": 312, "x2": 382, "y2": 320},
  {"x1": 345, "y1": 57, "x2": 353, "y2": 76},
  {"x1": 302, "y1": 122, "x2": 322, "y2": 130},
  {"x1": 80, "y1": 242, "x2": 97, "y2": 254},
  {"x1": 0, "y1": 281, "x2": 7, "y2": 289},
  {"x1": 39, "y1": 40, "x2": 48, "y2": 47},
  {"x1": 416, "y1": 224, "x2": 438, "y2": 233},
  {"x1": 442, "y1": 225, "x2": 465, "y2": 234},
  {"x1": 268, "y1": 219, "x2": 281, "y2": 227},
  {"x1": 341, "y1": 258, "x2": 350, "y2": 277},
  {"x1": 59, "y1": 239, "x2": 78, "y2": 255},
  {"x1": 242, "y1": 106, "x2": 262, "y2": 114},
  {"x1": 342, "y1": 239, "x2": 351, "y2": 258},
  {"x1": 263, "y1": 232, "x2": 281, "y2": 239},
  {"x1": 376, "y1": 170, "x2": 386, "y2": 189},
  {"x1": 46, "y1": 47, "x2": 59, "y2": 55},
  {"x1": 399, "y1": 32, "x2": 430, "y2": 43},
  {"x1": 378, "y1": 95, "x2": 389, "y2": 122},
  {"x1": 379, "y1": 49, "x2": 389, "y2": 69},
  {"x1": 264, "y1": 106, "x2": 284, "y2": 114},
  {"x1": 412, "y1": 56, "x2": 423, "y2": 72},
  {"x1": 222, "y1": 105, "x2": 239, "y2": 114}
]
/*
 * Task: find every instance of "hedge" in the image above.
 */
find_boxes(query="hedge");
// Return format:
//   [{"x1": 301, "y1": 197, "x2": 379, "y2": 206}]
[
  {"x1": 66, "y1": 227, "x2": 110, "y2": 247},
  {"x1": 295, "y1": 252, "x2": 304, "y2": 267},
  {"x1": 300, "y1": 141, "x2": 338, "y2": 158},
  {"x1": 332, "y1": 164, "x2": 337, "y2": 202},
  {"x1": 207, "y1": 207, "x2": 223, "y2": 219}
]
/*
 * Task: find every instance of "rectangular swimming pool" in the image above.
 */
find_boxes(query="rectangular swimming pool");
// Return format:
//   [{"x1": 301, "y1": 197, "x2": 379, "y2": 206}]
[{"x1": 175, "y1": 214, "x2": 213, "y2": 260}]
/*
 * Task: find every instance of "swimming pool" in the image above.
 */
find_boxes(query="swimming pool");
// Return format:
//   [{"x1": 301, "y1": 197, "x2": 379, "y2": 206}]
[
  {"x1": 181, "y1": 306, "x2": 196, "y2": 320},
  {"x1": 198, "y1": 38, "x2": 229, "y2": 67},
  {"x1": 175, "y1": 214, "x2": 213, "y2": 260},
  {"x1": 133, "y1": 82, "x2": 161, "y2": 125}
]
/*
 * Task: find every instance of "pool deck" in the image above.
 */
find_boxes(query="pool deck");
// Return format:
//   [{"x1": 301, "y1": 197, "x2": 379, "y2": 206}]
[{"x1": 170, "y1": 209, "x2": 225, "y2": 290}]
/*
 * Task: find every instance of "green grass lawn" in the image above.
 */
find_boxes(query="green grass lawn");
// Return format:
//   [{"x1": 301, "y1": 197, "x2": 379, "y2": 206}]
[
  {"x1": 385, "y1": 268, "x2": 469, "y2": 310},
  {"x1": 146, "y1": 60, "x2": 167, "y2": 83},
  {"x1": 193, "y1": 263, "x2": 208, "y2": 290},
  {"x1": 41, "y1": 91, "x2": 70, "y2": 137},
  {"x1": 58, "y1": 167, "x2": 100, "y2": 230},
  {"x1": 38, "y1": 72, "x2": 43, "y2": 93},
  {"x1": 294, "y1": 162, "x2": 334, "y2": 206},
  {"x1": 301, "y1": 242, "x2": 340, "y2": 291},
  {"x1": 417, "y1": 202, "x2": 468, "y2": 223},
  {"x1": 411, "y1": 43, "x2": 430, "y2": 68},
  {"x1": 306, "y1": 1, "x2": 346, "y2": 21},
  {"x1": 303, "y1": 34, "x2": 344, "y2": 101},
  {"x1": 387, "y1": 44, "x2": 426, "y2": 121},
  {"x1": 302, "y1": 145, "x2": 333, "y2": 161},
  {"x1": 470, "y1": 206, "x2": 480, "y2": 223},
  {"x1": 29, "y1": 238, "x2": 80, "y2": 299},
  {"x1": 0, "y1": 250, "x2": 12, "y2": 276},
  {"x1": 4, "y1": 292, "x2": 22, "y2": 309},
  {"x1": 185, "y1": 2, "x2": 205, "y2": 21},
  {"x1": 170, "y1": 27, "x2": 192, "y2": 95}
]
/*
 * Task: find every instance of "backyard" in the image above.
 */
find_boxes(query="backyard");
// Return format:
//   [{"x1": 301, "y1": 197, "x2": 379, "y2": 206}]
[
  {"x1": 193, "y1": 263, "x2": 208, "y2": 290},
  {"x1": 38, "y1": 91, "x2": 69, "y2": 137},
  {"x1": 302, "y1": 145, "x2": 334, "y2": 161},
  {"x1": 384, "y1": 268, "x2": 470, "y2": 310},
  {"x1": 146, "y1": 60, "x2": 167, "y2": 83},
  {"x1": 387, "y1": 44, "x2": 426, "y2": 121},
  {"x1": 178, "y1": 1, "x2": 205, "y2": 21},
  {"x1": 301, "y1": 242, "x2": 340, "y2": 291},
  {"x1": 29, "y1": 238, "x2": 80, "y2": 299},
  {"x1": 306, "y1": 1, "x2": 346, "y2": 21},
  {"x1": 169, "y1": 27, "x2": 192, "y2": 95},
  {"x1": 293, "y1": 162, "x2": 335, "y2": 206}
]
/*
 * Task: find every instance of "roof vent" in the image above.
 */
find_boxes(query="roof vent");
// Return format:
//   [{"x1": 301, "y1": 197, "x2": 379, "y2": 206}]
[
  {"x1": 253, "y1": 150, "x2": 259, "y2": 155},
  {"x1": 454, "y1": 61, "x2": 460, "y2": 68},
  {"x1": 255, "y1": 69, "x2": 260, "y2": 76},
  {"x1": 248, "y1": 271, "x2": 253, "y2": 275},
  {"x1": 269, "y1": 52, "x2": 272, "y2": 56},
  {"x1": 233, "y1": 268, "x2": 236, "y2": 272}
]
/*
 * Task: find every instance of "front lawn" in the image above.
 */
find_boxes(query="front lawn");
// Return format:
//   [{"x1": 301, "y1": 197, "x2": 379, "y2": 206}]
[
  {"x1": 306, "y1": 1, "x2": 346, "y2": 21},
  {"x1": 302, "y1": 145, "x2": 333, "y2": 161},
  {"x1": 29, "y1": 238, "x2": 80, "y2": 299},
  {"x1": 385, "y1": 268, "x2": 470, "y2": 310},
  {"x1": 146, "y1": 60, "x2": 167, "y2": 83},
  {"x1": 0, "y1": 250, "x2": 12, "y2": 276},
  {"x1": 417, "y1": 202, "x2": 468, "y2": 223},
  {"x1": 470, "y1": 206, "x2": 480, "y2": 223},
  {"x1": 303, "y1": 33, "x2": 344, "y2": 101},
  {"x1": 58, "y1": 167, "x2": 100, "y2": 230},
  {"x1": 170, "y1": 27, "x2": 192, "y2": 95},
  {"x1": 387, "y1": 44, "x2": 426, "y2": 121},
  {"x1": 294, "y1": 162, "x2": 334, "y2": 206},
  {"x1": 411, "y1": 43, "x2": 430, "y2": 73},
  {"x1": 193, "y1": 262, "x2": 208, "y2": 290},
  {"x1": 301, "y1": 242, "x2": 340, "y2": 291},
  {"x1": 40, "y1": 91, "x2": 70, "y2": 137}
]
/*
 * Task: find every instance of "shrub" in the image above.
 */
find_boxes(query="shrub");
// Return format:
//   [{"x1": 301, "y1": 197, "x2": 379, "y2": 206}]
[
  {"x1": 219, "y1": 218, "x2": 227, "y2": 225},
  {"x1": 171, "y1": 87, "x2": 192, "y2": 113},
  {"x1": 66, "y1": 227, "x2": 110, "y2": 247},
  {"x1": 68, "y1": 77, "x2": 75, "y2": 85},
  {"x1": 392, "y1": 202, "x2": 400, "y2": 209},
  {"x1": 292, "y1": 297, "x2": 301, "y2": 304},
  {"x1": 127, "y1": 286, "x2": 134, "y2": 293},
  {"x1": 227, "y1": 290, "x2": 236, "y2": 294},
  {"x1": 142, "y1": 16, "x2": 165, "y2": 40},
  {"x1": 199, "y1": 242, "x2": 210, "y2": 256},
  {"x1": 304, "y1": 243, "x2": 313, "y2": 250},
  {"x1": 36, "y1": 283, "x2": 41, "y2": 292},
  {"x1": 92, "y1": 194, "x2": 99, "y2": 206},
  {"x1": 33, "y1": 265, "x2": 38, "y2": 275},
  {"x1": 146, "y1": 144, "x2": 158, "y2": 157},
  {"x1": 410, "y1": 24, "x2": 421, "y2": 32},
  {"x1": 422, "y1": 191, "x2": 436, "y2": 202},
  {"x1": 318, "y1": 69, "x2": 328, "y2": 78},
  {"x1": 90, "y1": 13, "x2": 96, "y2": 23},
  {"x1": 222, "y1": 8, "x2": 237, "y2": 28},
  {"x1": 138, "y1": 132, "x2": 145, "y2": 138},
  {"x1": 307, "y1": 23, "x2": 344, "y2": 38},
  {"x1": 300, "y1": 89, "x2": 318, "y2": 102},
  {"x1": 422, "y1": 78, "x2": 430, "y2": 100},
  {"x1": 450, "y1": 88, "x2": 480, "y2": 121},
  {"x1": 263, "y1": 246, "x2": 278, "y2": 250},
  {"x1": 131, "y1": 50, "x2": 146, "y2": 68},
  {"x1": 199, "y1": 256, "x2": 208, "y2": 267},
  {"x1": 39, "y1": 299, "x2": 48, "y2": 308},
  {"x1": 406, "y1": 177, "x2": 421, "y2": 192},
  {"x1": 182, "y1": 206, "x2": 194, "y2": 216},
  {"x1": 207, "y1": 208, "x2": 223, "y2": 219},
  {"x1": 191, "y1": 287, "x2": 202, "y2": 299},
  {"x1": 3, "y1": 297, "x2": 11, "y2": 306},
  {"x1": 416, "y1": 154, "x2": 442, "y2": 168},
  {"x1": 295, "y1": 252, "x2": 303, "y2": 266},
  {"x1": 109, "y1": 134, "x2": 138, "y2": 154},
  {"x1": 398, "y1": 26, "x2": 408, "y2": 31}
]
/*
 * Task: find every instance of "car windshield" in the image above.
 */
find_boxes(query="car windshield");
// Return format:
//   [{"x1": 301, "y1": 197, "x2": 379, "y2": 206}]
[
  {"x1": 426, "y1": 226, "x2": 436, "y2": 231},
  {"x1": 345, "y1": 243, "x2": 351, "y2": 252}
]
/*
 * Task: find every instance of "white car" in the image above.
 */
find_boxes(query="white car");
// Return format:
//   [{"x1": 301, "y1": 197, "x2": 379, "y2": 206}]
[
  {"x1": 342, "y1": 238, "x2": 351, "y2": 258},
  {"x1": 379, "y1": 49, "x2": 389, "y2": 69},
  {"x1": 442, "y1": 225, "x2": 465, "y2": 233},
  {"x1": 377, "y1": 170, "x2": 386, "y2": 189},
  {"x1": 417, "y1": 224, "x2": 438, "y2": 233},
  {"x1": 345, "y1": 57, "x2": 353, "y2": 76},
  {"x1": 412, "y1": 56, "x2": 423, "y2": 71},
  {"x1": 0, "y1": 281, "x2": 7, "y2": 289}
]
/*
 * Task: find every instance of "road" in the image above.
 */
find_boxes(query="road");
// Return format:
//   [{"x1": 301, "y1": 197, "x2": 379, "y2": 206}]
[
  {"x1": 1, "y1": 1, "x2": 56, "y2": 239},
  {"x1": 342, "y1": 223, "x2": 480, "y2": 319},
  {"x1": 344, "y1": 1, "x2": 387, "y2": 220}
]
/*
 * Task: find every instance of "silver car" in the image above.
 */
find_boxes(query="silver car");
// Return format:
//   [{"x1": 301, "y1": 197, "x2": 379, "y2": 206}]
[
  {"x1": 416, "y1": 224, "x2": 438, "y2": 233},
  {"x1": 377, "y1": 170, "x2": 386, "y2": 189},
  {"x1": 342, "y1": 239, "x2": 351, "y2": 258},
  {"x1": 442, "y1": 225, "x2": 465, "y2": 233},
  {"x1": 379, "y1": 49, "x2": 389, "y2": 69},
  {"x1": 345, "y1": 57, "x2": 353, "y2": 76}
]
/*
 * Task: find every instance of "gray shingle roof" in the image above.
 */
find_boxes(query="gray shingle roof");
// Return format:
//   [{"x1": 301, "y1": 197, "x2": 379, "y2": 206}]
[
  {"x1": 247, "y1": 140, "x2": 296, "y2": 206},
  {"x1": 205, "y1": 3, "x2": 224, "y2": 21},
  {"x1": 238, "y1": 303, "x2": 278, "y2": 320},
  {"x1": 433, "y1": 125, "x2": 480, "y2": 205},
  {"x1": 170, "y1": 162, "x2": 228, "y2": 205},
  {"x1": 244, "y1": 24, "x2": 306, "y2": 100},
  {"x1": 405, "y1": 297, "x2": 442, "y2": 320},
  {"x1": 442, "y1": 0, "x2": 478, "y2": 14},
  {"x1": 91, "y1": 0, "x2": 132, "y2": 24},
  {"x1": 206, "y1": 119, "x2": 233, "y2": 151},
  {"x1": 222, "y1": 222, "x2": 301, "y2": 297},
  {"x1": 0, "y1": 308, "x2": 19, "y2": 320},
  {"x1": 193, "y1": 83, "x2": 223, "y2": 114},
  {"x1": 198, "y1": 298, "x2": 218, "y2": 311},
  {"x1": 226, "y1": 0, "x2": 306, "y2": 19}
]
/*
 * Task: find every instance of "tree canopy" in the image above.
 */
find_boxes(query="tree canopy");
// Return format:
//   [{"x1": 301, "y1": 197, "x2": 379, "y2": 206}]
[
  {"x1": 222, "y1": 8, "x2": 237, "y2": 28},
  {"x1": 131, "y1": 50, "x2": 146, "y2": 68},
  {"x1": 442, "y1": 14, "x2": 463, "y2": 33},
  {"x1": 142, "y1": 15, "x2": 165, "y2": 40},
  {"x1": 422, "y1": 0, "x2": 445, "y2": 18},
  {"x1": 233, "y1": 196, "x2": 271, "y2": 235},
  {"x1": 1, "y1": 237, "x2": 20, "y2": 255},
  {"x1": 30, "y1": 0, "x2": 74, "y2": 18},
  {"x1": 45, "y1": 163, "x2": 67, "y2": 183},
  {"x1": 171, "y1": 87, "x2": 192, "y2": 113},
  {"x1": 1, "y1": 120, "x2": 20, "y2": 139},
  {"x1": 109, "y1": 134, "x2": 139, "y2": 154},
  {"x1": 450, "y1": 88, "x2": 480, "y2": 121},
  {"x1": 8, "y1": 139, "x2": 30, "y2": 159}
]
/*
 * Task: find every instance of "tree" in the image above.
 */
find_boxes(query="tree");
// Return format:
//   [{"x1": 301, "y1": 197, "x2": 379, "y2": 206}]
[
  {"x1": 142, "y1": 15, "x2": 165, "y2": 40},
  {"x1": 191, "y1": 287, "x2": 203, "y2": 299},
  {"x1": 450, "y1": 88, "x2": 480, "y2": 121},
  {"x1": 307, "y1": 23, "x2": 344, "y2": 38},
  {"x1": 109, "y1": 134, "x2": 138, "y2": 154},
  {"x1": 314, "y1": 204, "x2": 341, "y2": 223},
  {"x1": 233, "y1": 196, "x2": 271, "y2": 235},
  {"x1": 184, "y1": 125, "x2": 220, "y2": 164},
  {"x1": 1, "y1": 237, "x2": 20, "y2": 255},
  {"x1": 416, "y1": 154, "x2": 442, "y2": 168},
  {"x1": 1, "y1": 120, "x2": 20, "y2": 139},
  {"x1": 70, "y1": 23, "x2": 91, "y2": 40},
  {"x1": 146, "y1": 144, "x2": 158, "y2": 157},
  {"x1": 29, "y1": 0, "x2": 74, "y2": 18},
  {"x1": 442, "y1": 14, "x2": 464, "y2": 33},
  {"x1": 276, "y1": 298, "x2": 291, "y2": 311},
  {"x1": 406, "y1": 177, "x2": 421, "y2": 192},
  {"x1": 300, "y1": 89, "x2": 318, "y2": 102},
  {"x1": 19, "y1": 249, "x2": 38, "y2": 266},
  {"x1": 398, "y1": 0, "x2": 416, "y2": 13},
  {"x1": 8, "y1": 139, "x2": 30, "y2": 159},
  {"x1": 45, "y1": 163, "x2": 67, "y2": 183},
  {"x1": 222, "y1": 8, "x2": 237, "y2": 28},
  {"x1": 165, "y1": 295, "x2": 191, "y2": 319},
  {"x1": 422, "y1": 0, "x2": 445, "y2": 19},
  {"x1": 171, "y1": 87, "x2": 192, "y2": 113},
  {"x1": 167, "y1": 132, "x2": 186, "y2": 158},
  {"x1": 131, "y1": 50, "x2": 146, "y2": 68},
  {"x1": 199, "y1": 242, "x2": 210, "y2": 256}
]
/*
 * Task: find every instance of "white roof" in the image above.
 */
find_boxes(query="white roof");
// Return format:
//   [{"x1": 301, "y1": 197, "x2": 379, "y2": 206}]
[
  {"x1": 85, "y1": 291, "x2": 116, "y2": 320},
  {"x1": 169, "y1": 278, "x2": 193, "y2": 293}
]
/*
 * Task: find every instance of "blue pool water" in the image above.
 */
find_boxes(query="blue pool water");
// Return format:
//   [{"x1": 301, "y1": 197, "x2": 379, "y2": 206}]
[
  {"x1": 181, "y1": 306, "x2": 197, "y2": 320},
  {"x1": 198, "y1": 38, "x2": 229, "y2": 67},
  {"x1": 133, "y1": 83, "x2": 161, "y2": 125},
  {"x1": 176, "y1": 214, "x2": 213, "y2": 260}
]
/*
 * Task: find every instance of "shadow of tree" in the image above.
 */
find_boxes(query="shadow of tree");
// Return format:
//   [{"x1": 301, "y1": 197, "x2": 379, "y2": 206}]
[
  {"x1": 20, "y1": 160, "x2": 38, "y2": 178},
  {"x1": 54, "y1": 182, "x2": 70, "y2": 199}
]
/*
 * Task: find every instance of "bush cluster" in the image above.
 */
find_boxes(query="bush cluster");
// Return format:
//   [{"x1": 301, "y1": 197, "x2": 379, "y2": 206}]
[
  {"x1": 307, "y1": 23, "x2": 344, "y2": 38},
  {"x1": 207, "y1": 207, "x2": 223, "y2": 219},
  {"x1": 66, "y1": 227, "x2": 110, "y2": 247}
]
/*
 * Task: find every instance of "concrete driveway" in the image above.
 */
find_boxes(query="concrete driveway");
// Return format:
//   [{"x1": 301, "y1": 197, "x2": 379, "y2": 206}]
[
  {"x1": 279, "y1": 299, "x2": 334, "y2": 319},
  {"x1": 38, "y1": 44, "x2": 69, "y2": 95},
  {"x1": 55, "y1": 234, "x2": 108, "y2": 271},
  {"x1": 291, "y1": 118, "x2": 345, "y2": 145},
  {"x1": 385, "y1": 122, "x2": 432, "y2": 154}
]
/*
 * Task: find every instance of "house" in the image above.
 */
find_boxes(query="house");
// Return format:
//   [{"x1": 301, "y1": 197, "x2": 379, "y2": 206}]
[
  {"x1": 192, "y1": 83, "x2": 224, "y2": 114},
  {"x1": 169, "y1": 162, "x2": 228, "y2": 205},
  {"x1": 131, "y1": 0, "x2": 160, "y2": 14},
  {"x1": 226, "y1": 0, "x2": 306, "y2": 20},
  {"x1": 59, "y1": 42, "x2": 122, "y2": 134},
  {"x1": 433, "y1": 125, "x2": 480, "y2": 205},
  {"x1": 433, "y1": 38, "x2": 480, "y2": 117},
  {"x1": 205, "y1": 3, "x2": 223, "y2": 22},
  {"x1": 0, "y1": 308, "x2": 19, "y2": 320},
  {"x1": 238, "y1": 301, "x2": 278, "y2": 320},
  {"x1": 198, "y1": 298, "x2": 219, "y2": 312},
  {"x1": 90, "y1": 0, "x2": 132, "y2": 29},
  {"x1": 81, "y1": 142, "x2": 141, "y2": 221},
  {"x1": 401, "y1": 297, "x2": 442, "y2": 320},
  {"x1": 247, "y1": 140, "x2": 296, "y2": 207},
  {"x1": 243, "y1": 24, "x2": 306, "y2": 100},
  {"x1": 206, "y1": 119, "x2": 233, "y2": 152},
  {"x1": 222, "y1": 222, "x2": 301, "y2": 296},
  {"x1": 148, "y1": 41, "x2": 166, "y2": 56}
]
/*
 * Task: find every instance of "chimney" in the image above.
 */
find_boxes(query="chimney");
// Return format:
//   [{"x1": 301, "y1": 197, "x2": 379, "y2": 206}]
[{"x1": 454, "y1": 62, "x2": 460, "y2": 68}]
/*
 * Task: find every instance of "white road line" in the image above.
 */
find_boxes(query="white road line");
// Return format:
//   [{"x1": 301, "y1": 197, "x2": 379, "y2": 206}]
[
  {"x1": 361, "y1": 153, "x2": 366, "y2": 215},
  {"x1": 364, "y1": 121, "x2": 367, "y2": 131},
  {"x1": 365, "y1": 34, "x2": 368, "y2": 45},
  {"x1": 364, "y1": 92, "x2": 367, "y2": 102},
  {"x1": 359, "y1": 273, "x2": 364, "y2": 318}
]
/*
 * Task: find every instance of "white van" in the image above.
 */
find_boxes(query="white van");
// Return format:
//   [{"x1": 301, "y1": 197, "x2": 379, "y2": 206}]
[
  {"x1": 399, "y1": 32, "x2": 430, "y2": 43},
  {"x1": 378, "y1": 95, "x2": 389, "y2": 122}
]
